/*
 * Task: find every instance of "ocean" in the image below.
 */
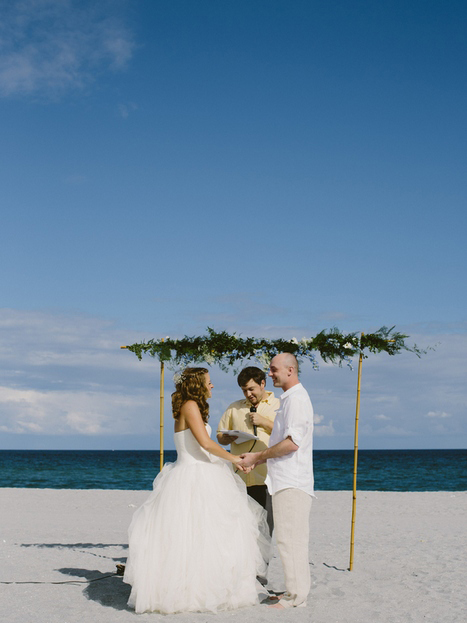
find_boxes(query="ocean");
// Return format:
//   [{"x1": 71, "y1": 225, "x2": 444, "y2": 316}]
[{"x1": 1, "y1": 449, "x2": 465, "y2": 491}]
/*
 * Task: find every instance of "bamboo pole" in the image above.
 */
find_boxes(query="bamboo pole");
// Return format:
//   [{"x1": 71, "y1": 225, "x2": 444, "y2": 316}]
[
  {"x1": 349, "y1": 332, "x2": 364, "y2": 571},
  {"x1": 159, "y1": 356, "x2": 165, "y2": 470},
  {"x1": 121, "y1": 344, "x2": 165, "y2": 470}
]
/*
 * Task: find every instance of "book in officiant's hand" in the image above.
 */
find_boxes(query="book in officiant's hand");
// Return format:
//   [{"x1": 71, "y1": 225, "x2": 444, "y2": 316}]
[{"x1": 218, "y1": 429, "x2": 259, "y2": 444}]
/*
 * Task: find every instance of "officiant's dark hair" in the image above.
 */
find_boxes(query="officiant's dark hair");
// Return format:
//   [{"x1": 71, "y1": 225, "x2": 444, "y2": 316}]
[
  {"x1": 172, "y1": 367, "x2": 210, "y2": 422},
  {"x1": 237, "y1": 366, "x2": 266, "y2": 388}
]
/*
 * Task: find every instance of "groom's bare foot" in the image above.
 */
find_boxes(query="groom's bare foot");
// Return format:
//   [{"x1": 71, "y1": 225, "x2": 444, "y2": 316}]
[
  {"x1": 269, "y1": 603, "x2": 285, "y2": 609},
  {"x1": 261, "y1": 593, "x2": 285, "y2": 606},
  {"x1": 261, "y1": 594, "x2": 283, "y2": 606}
]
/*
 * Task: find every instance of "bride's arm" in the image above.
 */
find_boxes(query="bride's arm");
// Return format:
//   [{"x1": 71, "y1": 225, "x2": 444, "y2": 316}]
[{"x1": 181, "y1": 401, "x2": 243, "y2": 467}]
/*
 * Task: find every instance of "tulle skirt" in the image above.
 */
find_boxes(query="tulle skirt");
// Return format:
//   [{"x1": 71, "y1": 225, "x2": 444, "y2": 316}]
[{"x1": 124, "y1": 458, "x2": 269, "y2": 614}]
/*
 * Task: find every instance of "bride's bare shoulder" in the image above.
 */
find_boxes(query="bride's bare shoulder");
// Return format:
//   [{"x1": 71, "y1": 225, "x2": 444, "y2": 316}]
[
  {"x1": 180, "y1": 400, "x2": 201, "y2": 415},
  {"x1": 175, "y1": 400, "x2": 202, "y2": 432}
]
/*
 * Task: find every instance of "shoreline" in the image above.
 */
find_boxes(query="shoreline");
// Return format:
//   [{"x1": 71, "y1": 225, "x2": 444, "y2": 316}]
[
  {"x1": 1, "y1": 489, "x2": 466, "y2": 622},
  {"x1": 2, "y1": 448, "x2": 465, "y2": 492}
]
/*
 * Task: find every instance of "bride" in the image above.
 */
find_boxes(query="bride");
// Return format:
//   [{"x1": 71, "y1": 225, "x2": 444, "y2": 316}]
[{"x1": 123, "y1": 367, "x2": 270, "y2": 614}]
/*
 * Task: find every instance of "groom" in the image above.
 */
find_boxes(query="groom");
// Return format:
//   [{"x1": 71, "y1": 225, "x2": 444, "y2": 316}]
[{"x1": 238, "y1": 353, "x2": 314, "y2": 609}]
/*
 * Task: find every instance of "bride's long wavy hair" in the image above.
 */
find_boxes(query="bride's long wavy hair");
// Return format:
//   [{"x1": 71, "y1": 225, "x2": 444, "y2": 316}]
[{"x1": 171, "y1": 367, "x2": 210, "y2": 423}]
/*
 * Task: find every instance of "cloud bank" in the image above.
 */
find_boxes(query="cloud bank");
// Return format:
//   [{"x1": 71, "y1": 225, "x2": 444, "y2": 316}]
[
  {"x1": 0, "y1": 309, "x2": 466, "y2": 449},
  {"x1": 0, "y1": 0, "x2": 134, "y2": 98}
]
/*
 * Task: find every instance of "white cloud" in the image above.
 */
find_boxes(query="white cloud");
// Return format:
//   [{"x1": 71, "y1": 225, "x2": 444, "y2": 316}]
[
  {"x1": 0, "y1": 0, "x2": 134, "y2": 98},
  {"x1": 425, "y1": 411, "x2": 451, "y2": 419},
  {"x1": 374, "y1": 414, "x2": 391, "y2": 421},
  {"x1": 314, "y1": 413, "x2": 335, "y2": 437},
  {"x1": 118, "y1": 101, "x2": 138, "y2": 118},
  {"x1": 0, "y1": 384, "x2": 153, "y2": 436},
  {"x1": 0, "y1": 308, "x2": 154, "y2": 373},
  {"x1": 16, "y1": 420, "x2": 43, "y2": 433},
  {"x1": 374, "y1": 425, "x2": 412, "y2": 437},
  {"x1": 0, "y1": 308, "x2": 162, "y2": 440},
  {"x1": 372, "y1": 395, "x2": 398, "y2": 404},
  {"x1": 65, "y1": 410, "x2": 108, "y2": 435}
]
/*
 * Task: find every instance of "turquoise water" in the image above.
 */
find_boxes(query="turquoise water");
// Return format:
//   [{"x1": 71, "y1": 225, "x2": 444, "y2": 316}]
[{"x1": 1, "y1": 449, "x2": 465, "y2": 491}]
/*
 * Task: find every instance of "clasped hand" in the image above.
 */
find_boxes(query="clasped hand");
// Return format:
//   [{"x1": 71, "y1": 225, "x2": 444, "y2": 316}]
[{"x1": 234, "y1": 452, "x2": 258, "y2": 474}]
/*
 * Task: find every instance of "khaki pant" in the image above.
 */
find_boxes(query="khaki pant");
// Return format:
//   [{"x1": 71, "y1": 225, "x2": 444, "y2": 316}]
[{"x1": 272, "y1": 487, "x2": 312, "y2": 608}]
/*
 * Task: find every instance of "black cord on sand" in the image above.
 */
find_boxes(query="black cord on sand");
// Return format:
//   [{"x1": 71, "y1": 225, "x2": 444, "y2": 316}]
[
  {"x1": 0, "y1": 574, "x2": 118, "y2": 585},
  {"x1": 1, "y1": 566, "x2": 125, "y2": 585}
]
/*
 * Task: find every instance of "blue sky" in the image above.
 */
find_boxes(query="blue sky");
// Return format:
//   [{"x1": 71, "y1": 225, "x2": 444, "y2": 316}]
[{"x1": 1, "y1": 0, "x2": 466, "y2": 450}]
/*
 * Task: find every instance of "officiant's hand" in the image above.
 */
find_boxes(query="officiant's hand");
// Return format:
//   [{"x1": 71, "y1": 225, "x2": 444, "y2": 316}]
[{"x1": 218, "y1": 432, "x2": 239, "y2": 445}]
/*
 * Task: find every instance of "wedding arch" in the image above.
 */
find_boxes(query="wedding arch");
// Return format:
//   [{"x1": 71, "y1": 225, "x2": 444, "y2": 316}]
[{"x1": 121, "y1": 326, "x2": 425, "y2": 570}]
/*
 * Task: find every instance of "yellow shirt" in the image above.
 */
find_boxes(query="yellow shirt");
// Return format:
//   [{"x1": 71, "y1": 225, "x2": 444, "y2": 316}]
[{"x1": 217, "y1": 391, "x2": 279, "y2": 486}]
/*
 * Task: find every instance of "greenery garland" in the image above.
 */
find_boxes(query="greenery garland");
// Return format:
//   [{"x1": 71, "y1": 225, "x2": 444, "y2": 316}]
[{"x1": 124, "y1": 326, "x2": 426, "y2": 372}]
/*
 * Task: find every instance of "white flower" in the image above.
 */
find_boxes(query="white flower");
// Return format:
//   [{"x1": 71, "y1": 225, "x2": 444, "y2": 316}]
[
  {"x1": 291, "y1": 337, "x2": 299, "y2": 345},
  {"x1": 255, "y1": 352, "x2": 271, "y2": 371},
  {"x1": 344, "y1": 342, "x2": 353, "y2": 350}
]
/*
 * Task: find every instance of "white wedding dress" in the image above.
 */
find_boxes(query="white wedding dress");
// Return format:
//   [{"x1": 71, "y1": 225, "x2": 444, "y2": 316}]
[{"x1": 123, "y1": 425, "x2": 270, "y2": 614}]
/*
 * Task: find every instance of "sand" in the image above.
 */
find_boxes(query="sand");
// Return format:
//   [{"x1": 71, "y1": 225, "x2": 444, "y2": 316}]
[{"x1": 1, "y1": 489, "x2": 465, "y2": 623}]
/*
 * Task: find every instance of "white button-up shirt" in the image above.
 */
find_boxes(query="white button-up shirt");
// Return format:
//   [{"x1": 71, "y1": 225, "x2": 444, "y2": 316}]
[{"x1": 265, "y1": 383, "x2": 314, "y2": 497}]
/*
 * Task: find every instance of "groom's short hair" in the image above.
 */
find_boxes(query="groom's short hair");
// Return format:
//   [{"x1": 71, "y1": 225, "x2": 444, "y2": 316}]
[{"x1": 237, "y1": 366, "x2": 266, "y2": 388}]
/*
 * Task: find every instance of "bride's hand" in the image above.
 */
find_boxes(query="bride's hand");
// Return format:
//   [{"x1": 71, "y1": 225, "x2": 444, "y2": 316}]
[{"x1": 233, "y1": 457, "x2": 248, "y2": 473}]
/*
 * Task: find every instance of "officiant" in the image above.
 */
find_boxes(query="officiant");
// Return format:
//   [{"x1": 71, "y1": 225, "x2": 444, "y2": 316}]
[{"x1": 217, "y1": 366, "x2": 279, "y2": 535}]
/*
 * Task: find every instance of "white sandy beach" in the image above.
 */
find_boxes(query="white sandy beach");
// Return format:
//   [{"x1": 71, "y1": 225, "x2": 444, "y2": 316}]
[{"x1": 1, "y1": 489, "x2": 465, "y2": 623}]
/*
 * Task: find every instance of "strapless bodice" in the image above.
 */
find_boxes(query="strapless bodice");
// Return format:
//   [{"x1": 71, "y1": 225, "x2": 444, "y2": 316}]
[{"x1": 174, "y1": 424, "x2": 214, "y2": 464}]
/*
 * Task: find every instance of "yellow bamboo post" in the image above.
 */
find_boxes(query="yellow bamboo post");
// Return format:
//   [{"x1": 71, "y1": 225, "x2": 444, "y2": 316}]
[
  {"x1": 159, "y1": 344, "x2": 165, "y2": 471},
  {"x1": 121, "y1": 343, "x2": 165, "y2": 470},
  {"x1": 349, "y1": 332, "x2": 364, "y2": 571}
]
